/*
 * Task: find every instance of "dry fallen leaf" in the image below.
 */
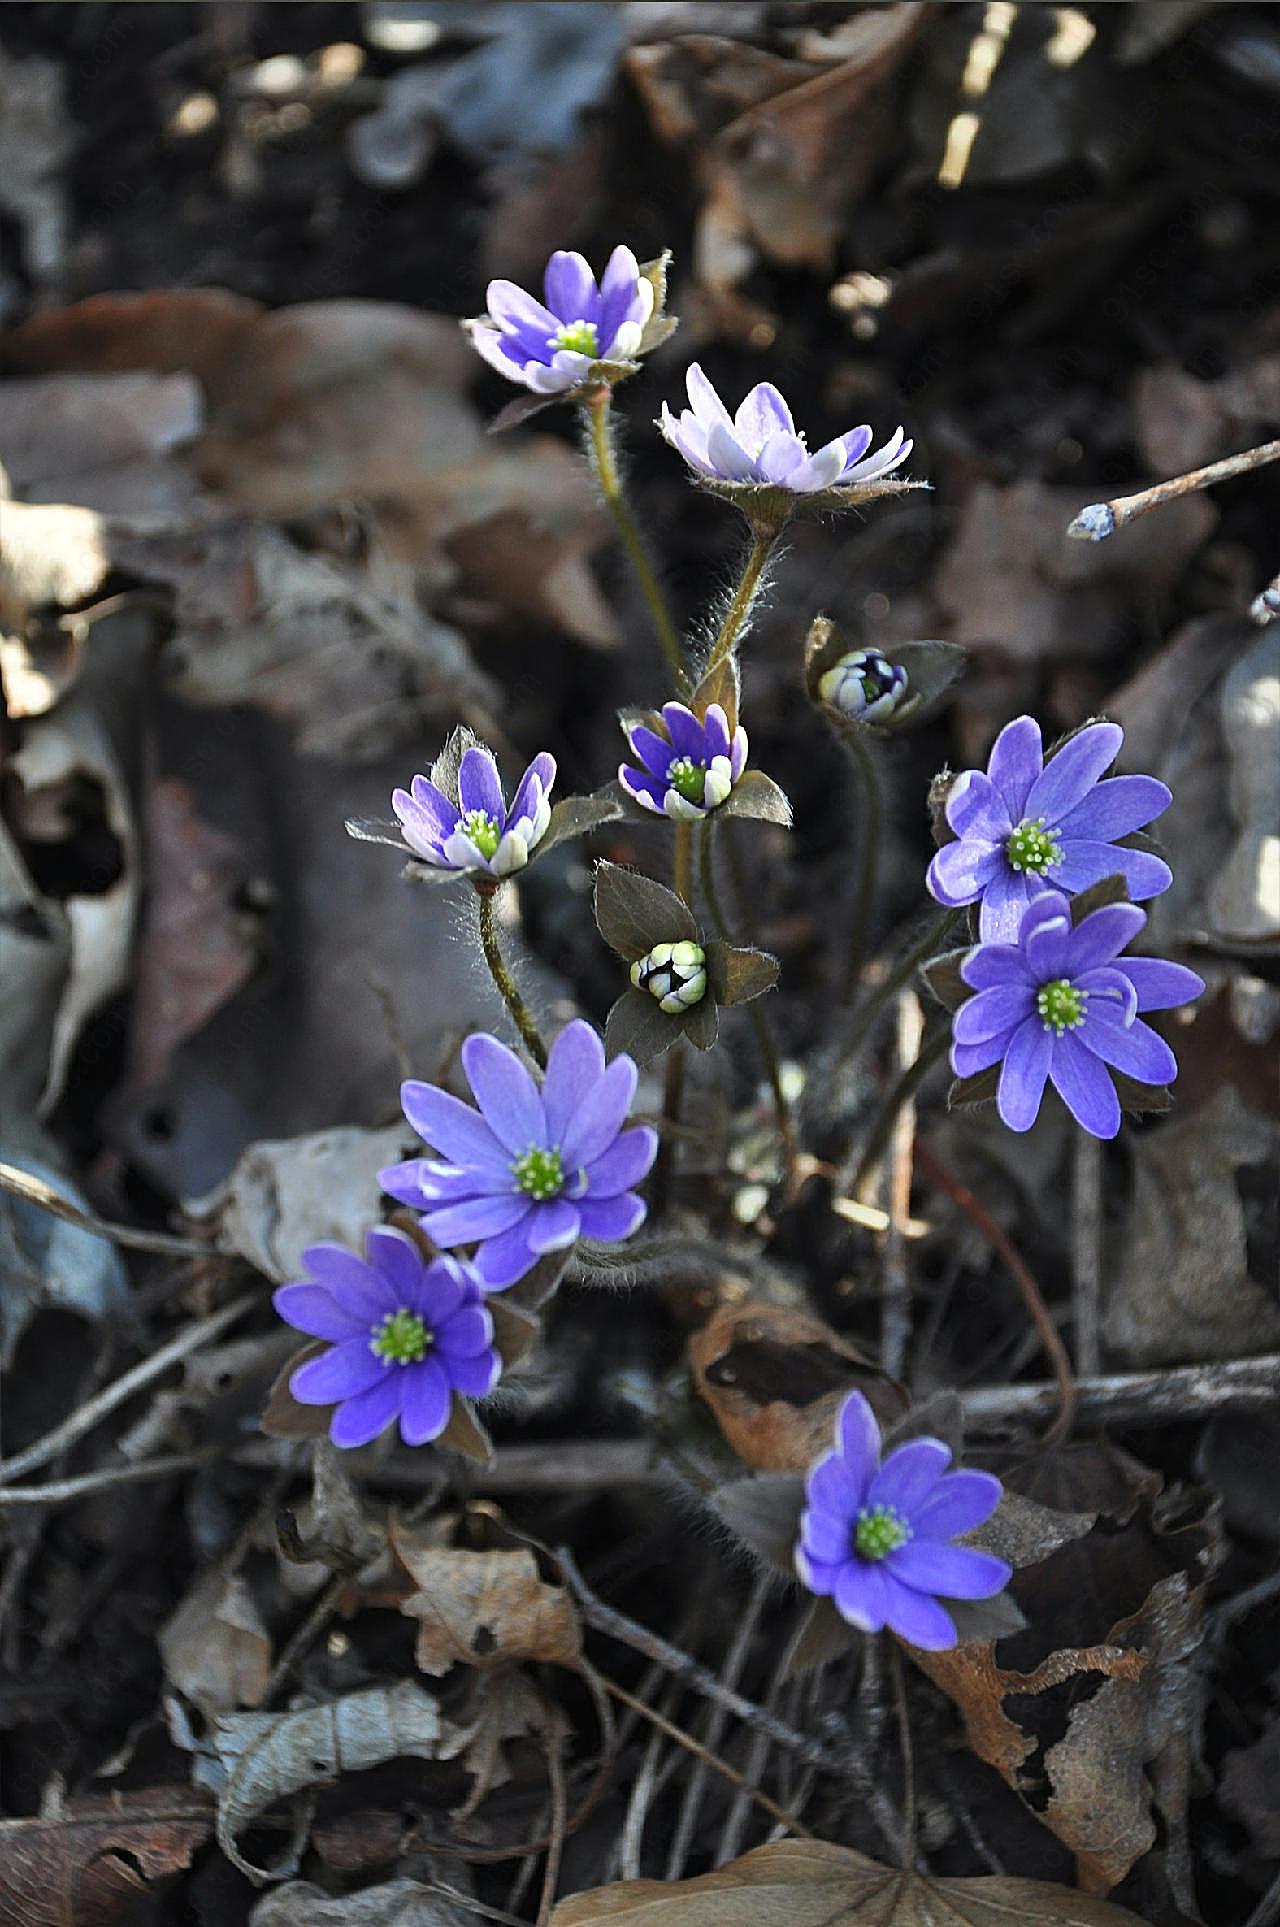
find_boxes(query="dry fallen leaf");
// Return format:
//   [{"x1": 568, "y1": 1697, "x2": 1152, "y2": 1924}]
[
  {"x1": 391, "y1": 1530, "x2": 582, "y2": 1676},
  {"x1": 251, "y1": 1876, "x2": 474, "y2": 1926},
  {"x1": 0, "y1": 1788, "x2": 212, "y2": 1927},
  {"x1": 548, "y1": 1836, "x2": 1148, "y2": 1924},
  {"x1": 160, "y1": 1569, "x2": 273, "y2": 1720}
]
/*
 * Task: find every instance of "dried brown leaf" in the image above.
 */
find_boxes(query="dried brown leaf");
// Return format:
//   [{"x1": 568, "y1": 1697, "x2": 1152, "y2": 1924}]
[
  {"x1": 0, "y1": 1788, "x2": 212, "y2": 1927},
  {"x1": 391, "y1": 1531, "x2": 582, "y2": 1675},
  {"x1": 160, "y1": 1569, "x2": 272, "y2": 1719},
  {"x1": 549, "y1": 1836, "x2": 1148, "y2": 1924}
]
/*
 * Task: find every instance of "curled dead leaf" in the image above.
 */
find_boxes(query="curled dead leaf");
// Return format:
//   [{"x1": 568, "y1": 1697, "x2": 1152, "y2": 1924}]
[
  {"x1": 391, "y1": 1529, "x2": 582, "y2": 1676},
  {"x1": 0, "y1": 1788, "x2": 212, "y2": 1927}
]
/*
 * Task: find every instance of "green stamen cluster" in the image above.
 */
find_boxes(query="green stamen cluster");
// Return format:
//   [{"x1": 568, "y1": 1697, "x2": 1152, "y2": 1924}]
[
  {"x1": 513, "y1": 1145, "x2": 564, "y2": 1201},
  {"x1": 631, "y1": 940, "x2": 708, "y2": 1014},
  {"x1": 667, "y1": 755, "x2": 708, "y2": 804},
  {"x1": 460, "y1": 809, "x2": 501, "y2": 860},
  {"x1": 553, "y1": 319, "x2": 599, "y2": 358},
  {"x1": 1005, "y1": 817, "x2": 1062, "y2": 875},
  {"x1": 1037, "y1": 978, "x2": 1087, "y2": 1034},
  {"x1": 370, "y1": 1308, "x2": 431, "y2": 1365},
  {"x1": 854, "y1": 1503, "x2": 912, "y2": 1562}
]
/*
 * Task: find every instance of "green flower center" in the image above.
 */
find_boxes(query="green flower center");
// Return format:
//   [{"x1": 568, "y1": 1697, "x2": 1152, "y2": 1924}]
[
  {"x1": 631, "y1": 940, "x2": 708, "y2": 1014},
  {"x1": 1037, "y1": 978, "x2": 1087, "y2": 1034},
  {"x1": 667, "y1": 755, "x2": 707, "y2": 803},
  {"x1": 1004, "y1": 818, "x2": 1062, "y2": 875},
  {"x1": 370, "y1": 1308, "x2": 431, "y2": 1365},
  {"x1": 513, "y1": 1145, "x2": 564, "y2": 1201},
  {"x1": 460, "y1": 809, "x2": 501, "y2": 859},
  {"x1": 855, "y1": 1504, "x2": 912, "y2": 1562},
  {"x1": 552, "y1": 319, "x2": 599, "y2": 357}
]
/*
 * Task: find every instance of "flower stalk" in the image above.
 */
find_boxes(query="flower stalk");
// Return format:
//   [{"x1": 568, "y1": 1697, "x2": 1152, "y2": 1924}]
[
  {"x1": 583, "y1": 387, "x2": 688, "y2": 691},
  {"x1": 475, "y1": 884, "x2": 547, "y2": 1070},
  {"x1": 838, "y1": 721, "x2": 884, "y2": 1001},
  {"x1": 702, "y1": 530, "x2": 777, "y2": 681}
]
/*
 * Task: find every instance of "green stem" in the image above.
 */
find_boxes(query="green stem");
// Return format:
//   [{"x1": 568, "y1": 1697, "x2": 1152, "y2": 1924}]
[
  {"x1": 702, "y1": 530, "x2": 777, "y2": 679},
  {"x1": 649, "y1": 1045, "x2": 685, "y2": 1220},
  {"x1": 833, "y1": 908, "x2": 963, "y2": 1077},
  {"x1": 673, "y1": 820, "x2": 694, "y2": 908},
  {"x1": 701, "y1": 818, "x2": 797, "y2": 1180},
  {"x1": 475, "y1": 885, "x2": 547, "y2": 1069},
  {"x1": 838, "y1": 723, "x2": 883, "y2": 1003},
  {"x1": 851, "y1": 1024, "x2": 951, "y2": 1193},
  {"x1": 583, "y1": 388, "x2": 688, "y2": 692}
]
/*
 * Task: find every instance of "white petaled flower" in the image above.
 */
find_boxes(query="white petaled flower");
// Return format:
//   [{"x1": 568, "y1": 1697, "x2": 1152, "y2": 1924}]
[
  {"x1": 818, "y1": 648, "x2": 910, "y2": 722},
  {"x1": 659, "y1": 363, "x2": 913, "y2": 497}
]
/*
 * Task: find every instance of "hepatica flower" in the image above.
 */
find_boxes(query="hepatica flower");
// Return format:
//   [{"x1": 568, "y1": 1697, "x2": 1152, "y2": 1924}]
[
  {"x1": 393, "y1": 742, "x2": 555, "y2": 881},
  {"x1": 381, "y1": 1020, "x2": 658, "y2": 1289},
  {"x1": 796, "y1": 1391, "x2": 1010, "y2": 1651},
  {"x1": 620, "y1": 700, "x2": 747, "y2": 821},
  {"x1": 275, "y1": 1229, "x2": 500, "y2": 1449},
  {"x1": 927, "y1": 716, "x2": 1172, "y2": 942},
  {"x1": 464, "y1": 246, "x2": 657, "y2": 395},
  {"x1": 952, "y1": 888, "x2": 1205, "y2": 1139},
  {"x1": 659, "y1": 363, "x2": 913, "y2": 501},
  {"x1": 818, "y1": 647, "x2": 909, "y2": 723}
]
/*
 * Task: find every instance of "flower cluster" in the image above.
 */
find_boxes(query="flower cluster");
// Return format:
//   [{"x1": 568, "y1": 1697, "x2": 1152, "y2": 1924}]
[
  {"x1": 382, "y1": 1021, "x2": 658, "y2": 1288},
  {"x1": 464, "y1": 246, "x2": 658, "y2": 395},
  {"x1": 927, "y1": 716, "x2": 1172, "y2": 941},
  {"x1": 950, "y1": 888, "x2": 1204, "y2": 1139},
  {"x1": 795, "y1": 1391, "x2": 1010, "y2": 1651},
  {"x1": 275, "y1": 1229, "x2": 500, "y2": 1449}
]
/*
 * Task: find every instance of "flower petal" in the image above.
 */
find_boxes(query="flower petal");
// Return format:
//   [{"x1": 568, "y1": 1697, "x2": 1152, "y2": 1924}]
[
  {"x1": 790, "y1": 435, "x2": 848, "y2": 492},
  {"x1": 758, "y1": 430, "x2": 809, "y2": 484},
  {"x1": 886, "y1": 1541, "x2": 1011, "y2": 1599},
  {"x1": 834, "y1": 1561, "x2": 889, "y2": 1632},
  {"x1": 868, "y1": 1437, "x2": 951, "y2": 1516},
  {"x1": 910, "y1": 1470, "x2": 1003, "y2": 1539},
  {"x1": 598, "y1": 244, "x2": 648, "y2": 348},
  {"x1": 706, "y1": 420, "x2": 759, "y2": 481},
  {"x1": 996, "y1": 1016, "x2": 1053, "y2": 1131},
  {"x1": 473, "y1": 1223, "x2": 537, "y2": 1290},
  {"x1": 839, "y1": 425, "x2": 873, "y2": 470},
  {"x1": 952, "y1": 984, "x2": 1035, "y2": 1045},
  {"x1": 1024, "y1": 910, "x2": 1072, "y2": 983},
  {"x1": 291, "y1": 1339, "x2": 387, "y2": 1405},
  {"x1": 411, "y1": 1256, "x2": 472, "y2": 1325},
  {"x1": 801, "y1": 1509, "x2": 854, "y2": 1563},
  {"x1": 447, "y1": 1348, "x2": 501, "y2": 1398},
  {"x1": 960, "y1": 944, "x2": 1032, "y2": 990},
  {"x1": 575, "y1": 1192, "x2": 645, "y2": 1242},
  {"x1": 946, "y1": 769, "x2": 1014, "y2": 843},
  {"x1": 329, "y1": 1375, "x2": 402, "y2": 1448},
  {"x1": 526, "y1": 1198, "x2": 581, "y2": 1253},
  {"x1": 419, "y1": 1192, "x2": 529, "y2": 1247},
  {"x1": 1056, "y1": 773, "x2": 1171, "y2": 841},
  {"x1": 543, "y1": 249, "x2": 598, "y2": 324},
  {"x1": 542, "y1": 1020, "x2": 606, "y2": 1147},
  {"x1": 836, "y1": 1391, "x2": 882, "y2": 1493},
  {"x1": 559, "y1": 1054, "x2": 638, "y2": 1168},
  {"x1": 927, "y1": 839, "x2": 1003, "y2": 907},
  {"x1": 400, "y1": 1080, "x2": 510, "y2": 1172},
  {"x1": 984, "y1": 716, "x2": 1042, "y2": 821},
  {"x1": 877, "y1": 1575, "x2": 958, "y2": 1650},
  {"x1": 734, "y1": 381, "x2": 794, "y2": 451},
  {"x1": 507, "y1": 752, "x2": 556, "y2": 835},
  {"x1": 1065, "y1": 901, "x2": 1148, "y2": 974},
  {"x1": 794, "y1": 1545, "x2": 842, "y2": 1596},
  {"x1": 436, "y1": 1302, "x2": 494, "y2": 1358},
  {"x1": 364, "y1": 1225, "x2": 427, "y2": 1300},
  {"x1": 301, "y1": 1243, "x2": 398, "y2": 1318},
  {"x1": 486, "y1": 278, "x2": 559, "y2": 340},
  {"x1": 397, "y1": 1356, "x2": 452, "y2": 1445},
  {"x1": 628, "y1": 723, "x2": 677, "y2": 779},
  {"x1": 951, "y1": 1034, "x2": 1010, "y2": 1079},
  {"x1": 1024, "y1": 722, "x2": 1123, "y2": 824},
  {"x1": 1075, "y1": 965, "x2": 1139, "y2": 1025},
  {"x1": 457, "y1": 746, "x2": 506, "y2": 825},
  {"x1": 379, "y1": 1158, "x2": 433, "y2": 1209},
  {"x1": 1053, "y1": 840, "x2": 1173, "y2": 903},
  {"x1": 1048, "y1": 1030, "x2": 1121, "y2": 1139},
  {"x1": 273, "y1": 1283, "x2": 366, "y2": 1342},
  {"x1": 584, "y1": 1126, "x2": 659, "y2": 1197},
  {"x1": 1080, "y1": 1010, "x2": 1177, "y2": 1085},
  {"x1": 978, "y1": 866, "x2": 1032, "y2": 943},
  {"x1": 1117, "y1": 958, "x2": 1205, "y2": 1012},
  {"x1": 685, "y1": 362, "x2": 735, "y2": 433},
  {"x1": 461, "y1": 1034, "x2": 547, "y2": 1153},
  {"x1": 662, "y1": 702, "x2": 710, "y2": 762}
]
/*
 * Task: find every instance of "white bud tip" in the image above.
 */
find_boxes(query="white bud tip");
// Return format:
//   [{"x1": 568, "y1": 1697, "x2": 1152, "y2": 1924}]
[{"x1": 1067, "y1": 502, "x2": 1116, "y2": 542}]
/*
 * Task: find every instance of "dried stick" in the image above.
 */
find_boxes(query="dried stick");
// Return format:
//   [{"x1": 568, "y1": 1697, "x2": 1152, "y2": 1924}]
[
  {"x1": 0, "y1": 1159, "x2": 214, "y2": 1259},
  {"x1": 1067, "y1": 437, "x2": 1280, "y2": 541},
  {"x1": 1071, "y1": 1134, "x2": 1103, "y2": 1376},
  {"x1": 665, "y1": 1571, "x2": 772, "y2": 1878},
  {"x1": 0, "y1": 1446, "x2": 228, "y2": 1508},
  {"x1": 0, "y1": 1292, "x2": 256, "y2": 1484},
  {"x1": 880, "y1": 992, "x2": 923, "y2": 1380},
  {"x1": 962, "y1": 1352, "x2": 1280, "y2": 1430}
]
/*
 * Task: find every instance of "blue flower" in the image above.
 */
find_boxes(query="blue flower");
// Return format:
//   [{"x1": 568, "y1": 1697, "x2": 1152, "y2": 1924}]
[
  {"x1": 818, "y1": 648, "x2": 909, "y2": 722},
  {"x1": 796, "y1": 1391, "x2": 1010, "y2": 1651},
  {"x1": 464, "y1": 247, "x2": 656, "y2": 394},
  {"x1": 619, "y1": 701, "x2": 748, "y2": 821},
  {"x1": 381, "y1": 1020, "x2": 658, "y2": 1290},
  {"x1": 393, "y1": 743, "x2": 555, "y2": 880},
  {"x1": 660, "y1": 364, "x2": 912, "y2": 495},
  {"x1": 927, "y1": 716, "x2": 1172, "y2": 943},
  {"x1": 952, "y1": 888, "x2": 1205, "y2": 1139}
]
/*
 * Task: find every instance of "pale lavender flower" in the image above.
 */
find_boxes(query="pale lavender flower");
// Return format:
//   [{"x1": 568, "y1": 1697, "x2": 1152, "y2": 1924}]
[
  {"x1": 796, "y1": 1391, "x2": 1010, "y2": 1651},
  {"x1": 393, "y1": 743, "x2": 555, "y2": 880},
  {"x1": 381, "y1": 1020, "x2": 658, "y2": 1289},
  {"x1": 275, "y1": 1229, "x2": 500, "y2": 1449},
  {"x1": 927, "y1": 715, "x2": 1172, "y2": 942},
  {"x1": 659, "y1": 363, "x2": 912, "y2": 494},
  {"x1": 952, "y1": 888, "x2": 1205, "y2": 1139},
  {"x1": 464, "y1": 246, "x2": 655, "y2": 394},
  {"x1": 619, "y1": 700, "x2": 748, "y2": 821}
]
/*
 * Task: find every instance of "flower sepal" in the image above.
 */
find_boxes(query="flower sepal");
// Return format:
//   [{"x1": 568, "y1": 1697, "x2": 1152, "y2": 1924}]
[{"x1": 702, "y1": 472, "x2": 928, "y2": 535}]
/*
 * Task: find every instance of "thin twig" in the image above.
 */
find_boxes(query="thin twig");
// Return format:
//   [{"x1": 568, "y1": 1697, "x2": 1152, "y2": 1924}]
[
  {"x1": 582, "y1": 387, "x2": 688, "y2": 691},
  {"x1": 665, "y1": 1571, "x2": 772, "y2": 1878},
  {"x1": 0, "y1": 1160, "x2": 215, "y2": 1259},
  {"x1": 888, "y1": 1640, "x2": 917, "y2": 1871},
  {"x1": 837, "y1": 724, "x2": 883, "y2": 1002},
  {"x1": 535, "y1": 1702, "x2": 569, "y2": 1927},
  {"x1": 880, "y1": 992, "x2": 922, "y2": 1381},
  {"x1": 1067, "y1": 437, "x2": 1280, "y2": 541},
  {"x1": 1071, "y1": 1134, "x2": 1103, "y2": 1377},
  {"x1": 475, "y1": 885, "x2": 547, "y2": 1069},
  {"x1": 0, "y1": 1293, "x2": 256, "y2": 1485},
  {"x1": 846, "y1": 1023, "x2": 950, "y2": 1195},
  {"x1": 916, "y1": 1141, "x2": 1078, "y2": 1446},
  {"x1": 961, "y1": 1352, "x2": 1280, "y2": 1430},
  {"x1": 0, "y1": 1446, "x2": 228, "y2": 1508}
]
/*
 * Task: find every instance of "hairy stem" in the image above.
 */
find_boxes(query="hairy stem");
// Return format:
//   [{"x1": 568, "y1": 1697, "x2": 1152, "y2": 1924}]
[
  {"x1": 850, "y1": 1023, "x2": 951, "y2": 1193},
  {"x1": 838, "y1": 723, "x2": 884, "y2": 1002},
  {"x1": 833, "y1": 907, "x2": 963, "y2": 1077},
  {"x1": 476, "y1": 885, "x2": 547, "y2": 1069},
  {"x1": 702, "y1": 530, "x2": 777, "y2": 679},
  {"x1": 701, "y1": 817, "x2": 797, "y2": 1182},
  {"x1": 583, "y1": 388, "x2": 688, "y2": 691}
]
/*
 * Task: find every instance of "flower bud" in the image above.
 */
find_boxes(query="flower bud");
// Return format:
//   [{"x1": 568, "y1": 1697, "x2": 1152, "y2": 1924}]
[
  {"x1": 818, "y1": 648, "x2": 908, "y2": 723},
  {"x1": 630, "y1": 940, "x2": 708, "y2": 1013}
]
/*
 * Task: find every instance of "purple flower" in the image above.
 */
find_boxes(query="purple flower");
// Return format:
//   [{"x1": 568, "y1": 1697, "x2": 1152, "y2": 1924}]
[
  {"x1": 796, "y1": 1391, "x2": 1010, "y2": 1651},
  {"x1": 619, "y1": 701, "x2": 748, "y2": 821},
  {"x1": 381, "y1": 1020, "x2": 658, "y2": 1289},
  {"x1": 952, "y1": 888, "x2": 1205, "y2": 1139},
  {"x1": 659, "y1": 363, "x2": 912, "y2": 494},
  {"x1": 818, "y1": 648, "x2": 909, "y2": 723},
  {"x1": 464, "y1": 246, "x2": 655, "y2": 395},
  {"x1": 927, "y1": 715, "x2": 1172, "y2": 942},
  {"x1": 274, "y1": 1229, "x2": 500, "y2": 1449},
  {"x1": 393, "y1": 743, "x2": 555, "y2": 880}
]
